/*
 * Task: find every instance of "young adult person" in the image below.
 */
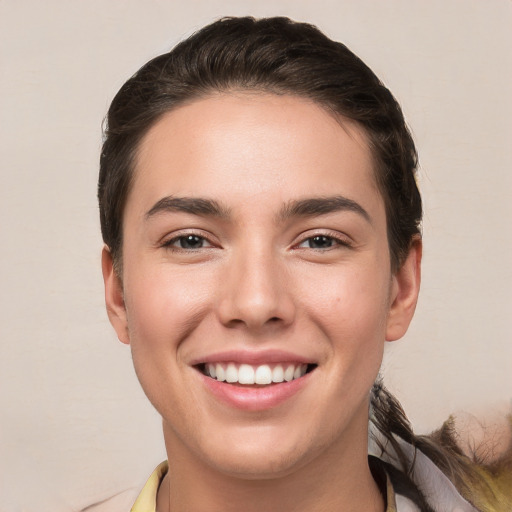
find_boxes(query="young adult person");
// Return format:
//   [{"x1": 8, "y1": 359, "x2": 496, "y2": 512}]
[{"x1": 98, "y1": 16, "x2": 511, "y2": 512}]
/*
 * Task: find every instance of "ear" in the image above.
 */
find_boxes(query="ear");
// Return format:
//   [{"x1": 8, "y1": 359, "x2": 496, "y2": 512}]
[
  {"x1": 386, "y1": 237, "x2": 422, "y2": 341},
  {"x1": 101, "y1": 245, "x2": 130, "y2": 344}
]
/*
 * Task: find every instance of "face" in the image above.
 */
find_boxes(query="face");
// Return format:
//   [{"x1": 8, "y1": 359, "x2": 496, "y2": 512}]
[{"x1": 103, "y1": 93, "x2": 420, "y2": 479}]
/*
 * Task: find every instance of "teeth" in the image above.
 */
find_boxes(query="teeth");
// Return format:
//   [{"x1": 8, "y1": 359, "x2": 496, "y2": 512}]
[
  {"x1": 206, "y1": 363, "x2": 308, "y2": 385},
  {"x1": 255, "y1": 365, "x2": 272, "y2": 385},
  {"x1": 215, "y1": 364, "x2": 225, "y2": 382},
  {"x1": 284, "y1": 364, "x2": 295, "y2": 382},
  {"x1": 272, "y1": 365, "x2": 284, "y2": 383},
  {"x1": 239, "y1": 364, "x2": 255, "y2": 384},
  {"x1": 226, "y1": 363, "x2": 238, "y2": 383}
]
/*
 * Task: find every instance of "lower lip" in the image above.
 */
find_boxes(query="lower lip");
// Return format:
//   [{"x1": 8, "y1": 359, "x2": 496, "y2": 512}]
[{"x1": 199, "y1": 371, "x2": 312, "y2": 411}]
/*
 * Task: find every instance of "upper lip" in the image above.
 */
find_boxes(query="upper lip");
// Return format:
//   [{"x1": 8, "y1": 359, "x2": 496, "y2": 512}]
[{"x1": 189, "y1": 349, "x2": 316, "y2": 366}]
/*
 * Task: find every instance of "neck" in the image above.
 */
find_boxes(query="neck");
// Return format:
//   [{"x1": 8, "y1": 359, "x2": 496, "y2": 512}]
[{"x1": 156, "y1": 418, "x2": 385, "y2": 512}]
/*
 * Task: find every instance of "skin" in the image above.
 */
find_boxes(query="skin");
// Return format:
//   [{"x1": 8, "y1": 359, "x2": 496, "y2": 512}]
[{"x1": 103, "y1": 93, "x2": 421, "y2": 511}]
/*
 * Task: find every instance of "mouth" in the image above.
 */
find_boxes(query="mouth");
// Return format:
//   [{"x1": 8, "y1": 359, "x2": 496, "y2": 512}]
[{"x1": 197, "y1": 362, "x2": 317, "y2": 386}]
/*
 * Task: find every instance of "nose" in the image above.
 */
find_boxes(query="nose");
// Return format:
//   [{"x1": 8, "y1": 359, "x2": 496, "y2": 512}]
[{"x1": 217, "y1": 246, "x2": 296, "y2": 331}]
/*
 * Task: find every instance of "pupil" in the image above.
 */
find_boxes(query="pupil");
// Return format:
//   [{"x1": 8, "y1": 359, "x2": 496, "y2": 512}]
[
  {"x1": 181, "y1": 235, "x2": 202, "y2": 248},
  {"x1": 311, "y1": 236, "x2": 332, "y2": 248}
]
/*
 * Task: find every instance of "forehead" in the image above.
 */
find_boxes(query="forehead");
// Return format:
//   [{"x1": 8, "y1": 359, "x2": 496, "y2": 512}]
[{"x1": 129, "y1": 92, "x2": 382, "y2": 219}]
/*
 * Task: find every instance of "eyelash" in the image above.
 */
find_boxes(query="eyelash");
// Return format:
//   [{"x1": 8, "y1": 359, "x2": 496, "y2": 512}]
[
  {"x1": 160, "y1": 230, "x2": 352, "y2": 252},
  {"x1": 161, "y1": 232, "x2": 215, "y2": 251},
  {"x1": 294, "y1": 231, "x2": 352, "y2": 251}
]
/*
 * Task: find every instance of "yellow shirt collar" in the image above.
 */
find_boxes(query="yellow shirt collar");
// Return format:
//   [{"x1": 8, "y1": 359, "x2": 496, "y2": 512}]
[{"x1": 130, "y1": 460, "x2": 397, "y2": 512}]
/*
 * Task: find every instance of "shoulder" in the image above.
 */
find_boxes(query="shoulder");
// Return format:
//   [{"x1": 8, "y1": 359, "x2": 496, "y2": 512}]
[
  {"x1": 130, "y1": 461, "x2": 168, "y2": 512},
  {"x1": 373, "y1": 412, "x2": 512, "y2": 512}
]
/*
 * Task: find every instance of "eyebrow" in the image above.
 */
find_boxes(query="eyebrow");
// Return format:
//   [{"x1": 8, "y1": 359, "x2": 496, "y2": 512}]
[
  {"x1": 278, "y1": 196, "x2": 371, "y2": 223},
  {"x1": 145, "y1": 196, "x2": 230, "y2": 219},
  {"x1": 145, "y1": 195, "x2": 371, "y2": 224}
]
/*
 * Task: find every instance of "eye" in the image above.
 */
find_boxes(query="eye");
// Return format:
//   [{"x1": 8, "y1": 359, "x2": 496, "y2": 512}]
[
  {"x1": 298, "y1": 235, "x2": 342, "y2": 250},
  {"x1": 164, "y1": 234, "x2": 213, "y2": 250},
  {"x1": 301, "y1": 235, "x2": 335, "y2": 249}
]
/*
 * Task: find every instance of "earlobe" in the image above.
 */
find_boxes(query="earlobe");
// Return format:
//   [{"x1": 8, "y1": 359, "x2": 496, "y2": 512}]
[
  {"x1": 101, "y1": 246, "x2": 130, "y2": 344},
  {"x1": 386, "y1": 237, "x2": 422, "y2": 342}
]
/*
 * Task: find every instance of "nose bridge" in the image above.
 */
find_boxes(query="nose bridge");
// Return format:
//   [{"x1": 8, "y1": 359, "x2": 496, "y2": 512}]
[{"x1": 218, "y1": 241, "x2": 294, "y2": 329}]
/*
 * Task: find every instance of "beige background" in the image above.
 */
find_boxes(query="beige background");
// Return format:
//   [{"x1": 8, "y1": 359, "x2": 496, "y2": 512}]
[{"x1": 1, "y1": 1, "x2": 511, "y2": 511}]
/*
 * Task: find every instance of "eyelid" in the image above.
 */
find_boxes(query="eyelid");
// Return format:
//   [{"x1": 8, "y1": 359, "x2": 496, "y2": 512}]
[
  {"x1": 159, "y1": 229, "x2": 219, "y2": 249},
  {"x1": 291, "y1": 229, "x2": 353, "y2": 250}
]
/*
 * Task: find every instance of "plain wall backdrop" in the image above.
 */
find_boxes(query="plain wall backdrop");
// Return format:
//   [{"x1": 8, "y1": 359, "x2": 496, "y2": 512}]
[{"x1": 1, "y1": 1, "x2": 511, "y2": 511}]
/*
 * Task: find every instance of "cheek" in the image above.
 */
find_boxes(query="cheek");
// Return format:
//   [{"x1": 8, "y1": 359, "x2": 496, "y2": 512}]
[
  {"x1": 122, "y1": 263, "x2": 216, "y2": 365},
  {"x1": 121, "y1": 267, "x2": 212, "y2": 411},
  {"x1": 303, "y1": 263, "x2": 390, "y2": 335},
  {"x1": 299, "y1": 261, "x2": 390, "y2": 385}
]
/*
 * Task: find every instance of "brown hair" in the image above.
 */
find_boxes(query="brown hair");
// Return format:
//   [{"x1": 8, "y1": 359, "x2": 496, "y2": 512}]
[{"x1": 98, "y1": 16, "x2": 421, "y2": 273}]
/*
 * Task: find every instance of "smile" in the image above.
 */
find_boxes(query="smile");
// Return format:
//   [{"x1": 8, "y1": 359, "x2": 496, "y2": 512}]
[
  {"x1": 200, "y1": 362, "x2": 312, "y2": 385},
  {"x1": 193, "y1": 351, "x2": 318, "y2": 410}
]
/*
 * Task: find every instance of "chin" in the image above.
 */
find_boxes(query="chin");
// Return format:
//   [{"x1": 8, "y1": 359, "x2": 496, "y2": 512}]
[
  {"x1": 194, "y1": 423, "x2": 327, "y2": 480},
  {"x1": 209, "y1": 446, "x2": 310, "y2": 480}
]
